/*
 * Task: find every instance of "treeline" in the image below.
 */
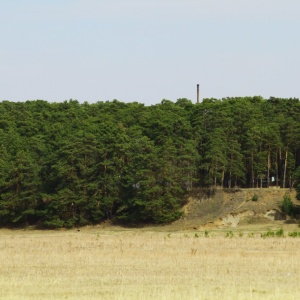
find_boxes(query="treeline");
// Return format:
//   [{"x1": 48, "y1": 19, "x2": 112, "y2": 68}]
[{"x1": 0, "y1": 97, "x2": 300, "y2": 227}]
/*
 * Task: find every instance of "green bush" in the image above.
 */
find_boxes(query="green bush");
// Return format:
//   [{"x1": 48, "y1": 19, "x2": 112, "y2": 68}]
[
  {"x1": 288, "y1": 231, "x2": 300, "y2": 237},
  {"x1": 275, "y1": 228, "x2": 284, "y2": 237},
  {"x1": 281, "y1": 194, "x2": 294, "y2": 215},
  {"x1": 225, "y1": 231, "x2": 234, "y2": 238},
  {"x1": 252, "y1": 194, "x2": 259, "y2": 202},
  {"x1": 261, "y1": 229, "x2": 284, "y2": 238},
  {"x1": 261, "y1": 231, "x2": 275, "y2": 238}
]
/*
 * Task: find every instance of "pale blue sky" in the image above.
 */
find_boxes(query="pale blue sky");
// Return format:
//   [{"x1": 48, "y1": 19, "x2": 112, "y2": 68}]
[{"x1": 1, "y1": 0, "x2": 299, "y2": 105}]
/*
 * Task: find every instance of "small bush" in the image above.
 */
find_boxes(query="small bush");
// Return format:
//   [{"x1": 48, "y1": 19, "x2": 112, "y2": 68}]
[
  {"x1": 288, "y1": 231, "x2": 300, "y2": 237},
  {"x1": 252, "y1": 194, "x2": 259, "y2": 202},
  {"x1": 226, "y1": 231, "x2": 234, "y2": 238},
  {"x1": 261, "y1": 229, "x2": 284, "y2": 238},
  {"x1": 261, "y1": 231, "x2": 275, "y2": 238},
  {"x1": 204, "y1": 230, "x2": 209, "y2": 237},
  {"x1": 43, "y1": 218, "x2": 64, "y2": 229},
  {"x1": 275, "y1": 228, "x2": 284, "y2": 237},
  {"x1": 281, "y1": 194, "x2": 294, "y2": 215}
]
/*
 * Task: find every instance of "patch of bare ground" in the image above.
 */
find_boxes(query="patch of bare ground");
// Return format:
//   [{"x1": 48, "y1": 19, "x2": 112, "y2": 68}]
[
  {"x1": 176, "y1": 188, "x2": 299, "y2": 230},
  {"x1": 1, "y1": 228, "x2": 300, "y2": 299}
]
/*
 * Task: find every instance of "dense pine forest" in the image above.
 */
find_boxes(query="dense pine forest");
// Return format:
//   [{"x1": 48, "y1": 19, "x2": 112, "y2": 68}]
[{"x1": 1, "y1": 97, "x2": 300, "y2": 228}]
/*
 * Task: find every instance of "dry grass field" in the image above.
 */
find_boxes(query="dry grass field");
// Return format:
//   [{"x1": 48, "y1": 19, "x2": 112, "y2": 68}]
[{"x1": 1, "y1": 225, "x2": 300, "y2": 300}]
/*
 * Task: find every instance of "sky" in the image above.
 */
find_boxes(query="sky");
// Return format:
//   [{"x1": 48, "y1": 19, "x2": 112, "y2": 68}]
[{"x1": 1, "y1": 0, "x2": 299, "y2": 105}]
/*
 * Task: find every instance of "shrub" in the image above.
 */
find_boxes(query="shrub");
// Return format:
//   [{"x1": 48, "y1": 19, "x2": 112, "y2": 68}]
[
  {"x1": 252, "y1": 194, "x2": 259, "y2": 202},
  {"x1": 225, "y1": 231, "x2": 234, "y2": 238},
  {"x1": 261, "y1": 231, "x2": 275, "y2": 238},
  {"x1": 43, "y1": 218, "x2": 64, "y2": 229},
  {"x1": 288, "y1": 231, "x2": 300, "y2": 237},
  {"x1": 275, "y1": 228, "x2": 284, "y2": 237},
  {"x1": 281, "y1": 194, "x2": 294, "y2": 215},
  {"x1": 261, "y1": 229, "x2": 284, "y2": 238}
]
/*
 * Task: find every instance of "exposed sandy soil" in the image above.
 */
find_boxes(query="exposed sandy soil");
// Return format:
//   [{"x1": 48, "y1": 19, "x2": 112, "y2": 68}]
[{"x1": 176, "y1": 188, "x2": 299, "y2": 230}]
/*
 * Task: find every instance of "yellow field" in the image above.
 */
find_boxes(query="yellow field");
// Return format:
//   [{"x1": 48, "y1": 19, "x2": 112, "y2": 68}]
[{"x1": 1, "y1": 226, "x2": 300, "y2": 300}]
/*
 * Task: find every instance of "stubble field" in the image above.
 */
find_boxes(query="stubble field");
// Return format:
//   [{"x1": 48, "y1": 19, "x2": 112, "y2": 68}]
[{"x1": 1, "y1": 225, "x2": 300, "y2": 300}]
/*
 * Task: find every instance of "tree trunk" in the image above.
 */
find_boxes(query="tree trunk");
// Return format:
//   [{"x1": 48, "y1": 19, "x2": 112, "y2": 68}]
[
  {"x1": 260, "y1": 177, "x2": 262, "y2": 189},
  {"x1": 275, "y1": 149, "x2": 279, "y2": 187},
  {"x1": 283, "y1": 149, "x2": 288, "y2": 188},
  {"x1": 251, "y1": 151, "x2": 254, "y2": 188},
  {"x1": 221, "y1": 169, "x2": 225, "y2": 188},
  {"x1": 267, "y1": 149, "x2": 270, "y2": 188}
]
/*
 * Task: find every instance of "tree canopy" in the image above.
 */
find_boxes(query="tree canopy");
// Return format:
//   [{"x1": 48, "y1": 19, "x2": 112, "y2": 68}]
[{"x1": 0, "y1": 97, "x2": 300, "y2": 227}]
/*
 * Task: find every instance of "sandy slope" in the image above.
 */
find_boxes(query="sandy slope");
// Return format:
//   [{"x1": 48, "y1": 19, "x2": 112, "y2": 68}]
[{"x1": 177, "y1": 188, "x2": 299, "y2": 230}]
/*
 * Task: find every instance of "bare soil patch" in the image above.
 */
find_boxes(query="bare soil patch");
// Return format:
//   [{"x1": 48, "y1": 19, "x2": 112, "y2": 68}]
[{"x1": 179, "y1": 188, "x2": 299, "y2": 230}]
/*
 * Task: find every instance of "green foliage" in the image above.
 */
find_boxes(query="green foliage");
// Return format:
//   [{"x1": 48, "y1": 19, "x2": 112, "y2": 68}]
[
  {"x1": 1, "y1": 97, "x2": 300, "y2": 228},
  {"x1": 261, "y1": 231, "x2": 275, "y2": 238},
  {"x1": 261, "y1": 229, "x2": 284, "y2": 238},
  {"x1": 43, "y1": 218, "x2": 65, "y2": 229},
  {"x1": 225, "y1": 231, "x2": 234, "y2": 238},
  {"x1": 252, "y1": 194, "x2": 259, "y2": 202},
  {"x1": 275, "y1": 228, "x2": 284, "y2": 237},
  {"x1": 281, "y1": 195, "x2": 294, "y2": 215},
  {"x1": 288, "y1": 231, "x2": 300, "y2": 237}
]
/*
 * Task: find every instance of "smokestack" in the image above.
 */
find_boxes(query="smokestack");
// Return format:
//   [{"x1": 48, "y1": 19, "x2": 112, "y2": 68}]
[{"x1": 197, "y1": 84, "x2": 200, "y2": 103}]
